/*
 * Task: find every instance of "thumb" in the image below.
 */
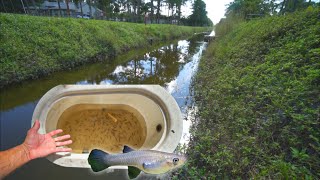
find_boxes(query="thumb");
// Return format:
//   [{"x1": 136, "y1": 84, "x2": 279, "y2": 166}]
[{"x1": 31, "y1": 120, "x2": 40, "y2": 132}]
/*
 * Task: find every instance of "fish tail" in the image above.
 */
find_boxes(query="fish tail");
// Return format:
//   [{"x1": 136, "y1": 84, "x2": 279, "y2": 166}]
[{"x1": 88, "y1": 149, "x2": 110, "y2": 172}]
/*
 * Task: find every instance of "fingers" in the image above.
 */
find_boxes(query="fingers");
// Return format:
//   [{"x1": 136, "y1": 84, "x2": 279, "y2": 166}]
[
  {"x1": 55, "y1": 140, "x2": 73, "y2": 147},
  {"x1": 48, "y1": 129, "x2": 63, "y2": 137},
  {"x1": 54, "y1": 134, "x2": 71, "y2": 142},
  {"x1": 55, "y1": 147, "x2": 72, "y2": 153},
  {"x1": 49, "y1": 129, "x2": 73, "y2": 153},
  {"x1": 53, "y1": 133, "x2": 73, "y2": 154}
]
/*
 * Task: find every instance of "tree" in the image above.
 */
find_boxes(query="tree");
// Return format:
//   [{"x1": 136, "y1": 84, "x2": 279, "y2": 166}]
[
  {"x1": 156, "y1": 0, "x2": 162, "y2": 23},
  {"x1": 176, "y1": 0, "x2": 188, "y2": 24},
  {"x1": 226, "y1": 0, "x2": 270, "y2": 18},
  {"x1": 279, "y1": 0, "x2": 311, "y2": 14},
  {"x1": 136, "y1": 0, "x2": 142, "y2": 22},
  {"x1": 88, "y1": 0, "x2": 93, "y2": 18},
  {"x1": 57, "y1": 0, "x2": 62, "y2": 16},
  {"x1": 188, "y1": 0, "x2": 209, "y2": 26},
  {"x1": 0, "y1": 0, "x2": 193, "y2": 24},
  {"x1": 150, "y1": 0, "x2": 154, "y2": 23},
  {"x1": 165, "y1": 0, "x2": 175, "y2": 18},
  {"x1": 30, "y1": 0, "x2": 38, "y2": 15},
  {"x1": 74, "y1": 0, "x2": 84, "y2": 17},
  {"x1": 96, "y1": 0, "x2": 113, "y2": 19},
  {"x1": 113, "y1": 2, "x2": 120, "y2": 14},
  {"x1": 141, "y1": 2, "x2": 148, "y2": 13},
  {"x1": 225, "y1": 0, "x2": 313, "y2": 18},
  {"x1": 66, "y1": 0, "x2": 70, "y2": 16}
]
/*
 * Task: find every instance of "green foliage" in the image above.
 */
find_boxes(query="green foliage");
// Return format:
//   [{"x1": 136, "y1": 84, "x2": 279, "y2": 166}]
[
  {"x1": 215, "y1": 15, "x2": 244, "y2": 37},
  {"x1": 178, "y1": 8, "x2": 320, "y2": 179},
  {"x1": 225, "y1": 0, "x2": 319, "y2": 19},
  {"x1": 187, "y1": 0, "x2": 212, "y2": 27},
  {"x1": 0, "y1": 14, "x2": 208, "y2": 87},
  {"x1": 279, "y1": 0, "x2": 319, "y2": 14},
  {"x1": 226, "y1": 0, "x2": 272, "y2": 17}
]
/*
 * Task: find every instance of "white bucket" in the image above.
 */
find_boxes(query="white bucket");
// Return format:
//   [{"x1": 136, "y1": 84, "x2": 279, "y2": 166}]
[{"x1": 32, "y1": 85, "x2": 182, "y2": 168}]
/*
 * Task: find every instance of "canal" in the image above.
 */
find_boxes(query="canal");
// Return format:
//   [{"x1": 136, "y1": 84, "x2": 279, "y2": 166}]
[{"x1": 0, "y1": 34, "x2": 207, "y2": 179}]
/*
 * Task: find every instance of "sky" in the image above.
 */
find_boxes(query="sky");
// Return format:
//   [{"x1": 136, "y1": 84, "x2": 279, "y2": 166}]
[
  {"x1": 181, "y1": 0, "x2": 234, "y2": 24},
  {"x1": 203, "y1": 0, "x2": 234, "y2": 24},
  {"x1": 188, "y1": 0, "x2": 319, "y2": 24}
]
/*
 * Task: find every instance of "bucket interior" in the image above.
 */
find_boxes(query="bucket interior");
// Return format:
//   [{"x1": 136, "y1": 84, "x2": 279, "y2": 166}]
[
  {"x1": 56, "y1": 104, "x2": 147, "y2": 154},
  {"x1": 45, "y1": 94, "x2": 166, "y2": 154}
]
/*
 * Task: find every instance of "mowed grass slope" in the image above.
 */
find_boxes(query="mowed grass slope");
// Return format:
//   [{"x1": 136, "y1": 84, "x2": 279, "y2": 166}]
[{"x1": 0, "y1": 14, "x2": 208, "y2": 87}]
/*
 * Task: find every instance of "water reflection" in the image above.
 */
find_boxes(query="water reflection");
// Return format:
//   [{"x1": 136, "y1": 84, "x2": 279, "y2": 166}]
[
  {"x1": 0, "y1": 35, "x2": 203, "y2": 110},
  {"x1": 105, "y1": 40, "x2": 191, "y2": 86},
  {"x1": 0, "y1": 33, "x2": 207, "y2": 180}
]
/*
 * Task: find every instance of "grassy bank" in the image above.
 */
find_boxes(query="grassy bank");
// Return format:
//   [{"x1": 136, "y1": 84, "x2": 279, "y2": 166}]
[
  {"x1": 0, "y1": 14, "x2": 208, "y2": 88},
  {"x1": 176, "y1": 8, "x2": 320, "y2": 179}
]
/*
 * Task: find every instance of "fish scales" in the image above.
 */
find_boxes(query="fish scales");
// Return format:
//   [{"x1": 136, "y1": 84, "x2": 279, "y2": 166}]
[
  {"x1": 88, "y1": 146, "x2": 187, "y2": 177},
  {"x1": 105, "y1": 150, "x2": 166, "y2": 168}
]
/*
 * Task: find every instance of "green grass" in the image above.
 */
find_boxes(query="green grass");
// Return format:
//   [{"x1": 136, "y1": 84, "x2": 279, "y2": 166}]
[
  {"x1": 0, "y1": 14, "x2": 208, "y2": 88},
  {"x1": 174, "y1": 7, "x2": 320, "y2": 179}
]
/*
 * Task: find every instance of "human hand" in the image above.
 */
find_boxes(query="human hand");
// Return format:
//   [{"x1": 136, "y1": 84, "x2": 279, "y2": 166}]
[{"x1": 22, "y1": 120, "x2": 72, "y2": 160}]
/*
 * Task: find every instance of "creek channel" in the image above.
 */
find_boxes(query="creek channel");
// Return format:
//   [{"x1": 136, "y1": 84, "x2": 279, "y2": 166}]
[{"x1": 0, "y1": 33, "x2": 208, "y2": 179}]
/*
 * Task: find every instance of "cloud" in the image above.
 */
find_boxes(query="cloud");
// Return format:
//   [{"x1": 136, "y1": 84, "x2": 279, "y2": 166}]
[{"x1": 204, "y1": 0, "x2": 233, "y2": 24}]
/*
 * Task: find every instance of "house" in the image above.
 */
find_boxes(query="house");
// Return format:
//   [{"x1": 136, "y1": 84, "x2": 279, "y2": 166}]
[
  {"x1": 28, "y1": 1, "x2": 103, "y2": 18},
  {"x1": 76, "y1": 3, "x2": 103, "y2": 18}
]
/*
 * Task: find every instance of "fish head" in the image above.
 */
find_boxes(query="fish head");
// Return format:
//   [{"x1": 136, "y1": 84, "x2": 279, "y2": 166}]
[
  {"x1": 141, "y1": 152, "x2": 188, "y2": 174},
  {"x1": 164, "y1": 154, "x2": 187, "y2": 169}
]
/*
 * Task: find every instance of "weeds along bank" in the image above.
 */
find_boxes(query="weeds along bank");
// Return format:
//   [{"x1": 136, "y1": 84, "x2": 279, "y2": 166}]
[
  {"x1": 0, "y1": 14, "x2": 208, "y2": 88},
  {"x1": 176, "y1": 8, "x2": 320, "y2": 179}
]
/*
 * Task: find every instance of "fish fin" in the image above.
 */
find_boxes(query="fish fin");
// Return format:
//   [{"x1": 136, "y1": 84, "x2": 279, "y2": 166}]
[
  {"x1": 123, "y1": 146, "x2": 135, "y2": 153},
  {"x1": 128, "y1": 166, "x2": 141, "y2": 179},
  {"x1": 88, "y1": 149, "x2": 109, "y2": 172}
]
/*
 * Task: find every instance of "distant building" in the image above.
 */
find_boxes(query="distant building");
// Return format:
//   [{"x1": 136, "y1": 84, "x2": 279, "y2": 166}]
[
  {"x1": 28, "y1": 1, "x2": 103, "y2": 18},
  {"x1": 171, "y1": 19, "x2": 178, "y2": 25},
  {"x1": 76, "y1": 3, "x2": 103, "y2": 18}
]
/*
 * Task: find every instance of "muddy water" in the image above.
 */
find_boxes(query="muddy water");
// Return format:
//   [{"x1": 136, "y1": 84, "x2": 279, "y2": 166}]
[
  {"x1": 57, "y1": 105, "x2": 146, "y2": 154},
  {"x1": 0, "y1": 33, "x2": 207, "y2": 180}
]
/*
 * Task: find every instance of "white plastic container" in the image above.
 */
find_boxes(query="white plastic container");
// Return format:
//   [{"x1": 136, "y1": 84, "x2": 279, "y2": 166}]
[{"x1": 32, "y1": 85, "x2": 182, "y2": 168}]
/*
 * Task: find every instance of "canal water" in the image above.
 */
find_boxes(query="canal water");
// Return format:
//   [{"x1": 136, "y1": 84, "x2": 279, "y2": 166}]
[{"x1": 0, "y1": 34, "x2": 207, "y2": 180}]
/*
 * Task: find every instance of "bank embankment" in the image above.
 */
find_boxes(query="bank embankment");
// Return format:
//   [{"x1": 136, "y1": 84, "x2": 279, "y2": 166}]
[
  {"x1": 0, "y1": 13, "x2": 209, "y2": 88},
  {"x1": 178, "y1": 8, "x2": 319, "y2": 179}
]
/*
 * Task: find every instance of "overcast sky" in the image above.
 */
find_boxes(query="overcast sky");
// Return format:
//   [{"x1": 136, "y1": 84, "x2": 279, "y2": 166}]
[
  {"x1": 194, "y1": 0, "x2": 319, "y2": 24},
  {"x1": 203, "y1": 0, "x2": 234, "y2": 24},
  {"x1": 180, "y1": 0, "x2": 234, "y2": 24}
]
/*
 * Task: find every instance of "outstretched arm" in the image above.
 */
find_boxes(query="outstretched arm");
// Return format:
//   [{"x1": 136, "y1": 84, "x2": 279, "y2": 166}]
[{"x1": 0, "y1": 120, "x2": 72, "y2": 179}]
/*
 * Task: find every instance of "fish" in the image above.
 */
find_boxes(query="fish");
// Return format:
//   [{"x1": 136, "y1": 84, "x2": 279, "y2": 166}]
[{"x1": 88, "y1": 146, "x2": 187, "y2": 179}]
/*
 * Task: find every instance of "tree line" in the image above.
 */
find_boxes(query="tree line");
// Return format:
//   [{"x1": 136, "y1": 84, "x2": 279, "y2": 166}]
[
  {"x1": 0, "y1": 0, "x2": 212, "y2": 26},
  {"x1": 225, "y1": 0, "x2": 319, "y2": 18},
  {"x1": 216, "y1": 0, "x2": 319, "y2": 36}
]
